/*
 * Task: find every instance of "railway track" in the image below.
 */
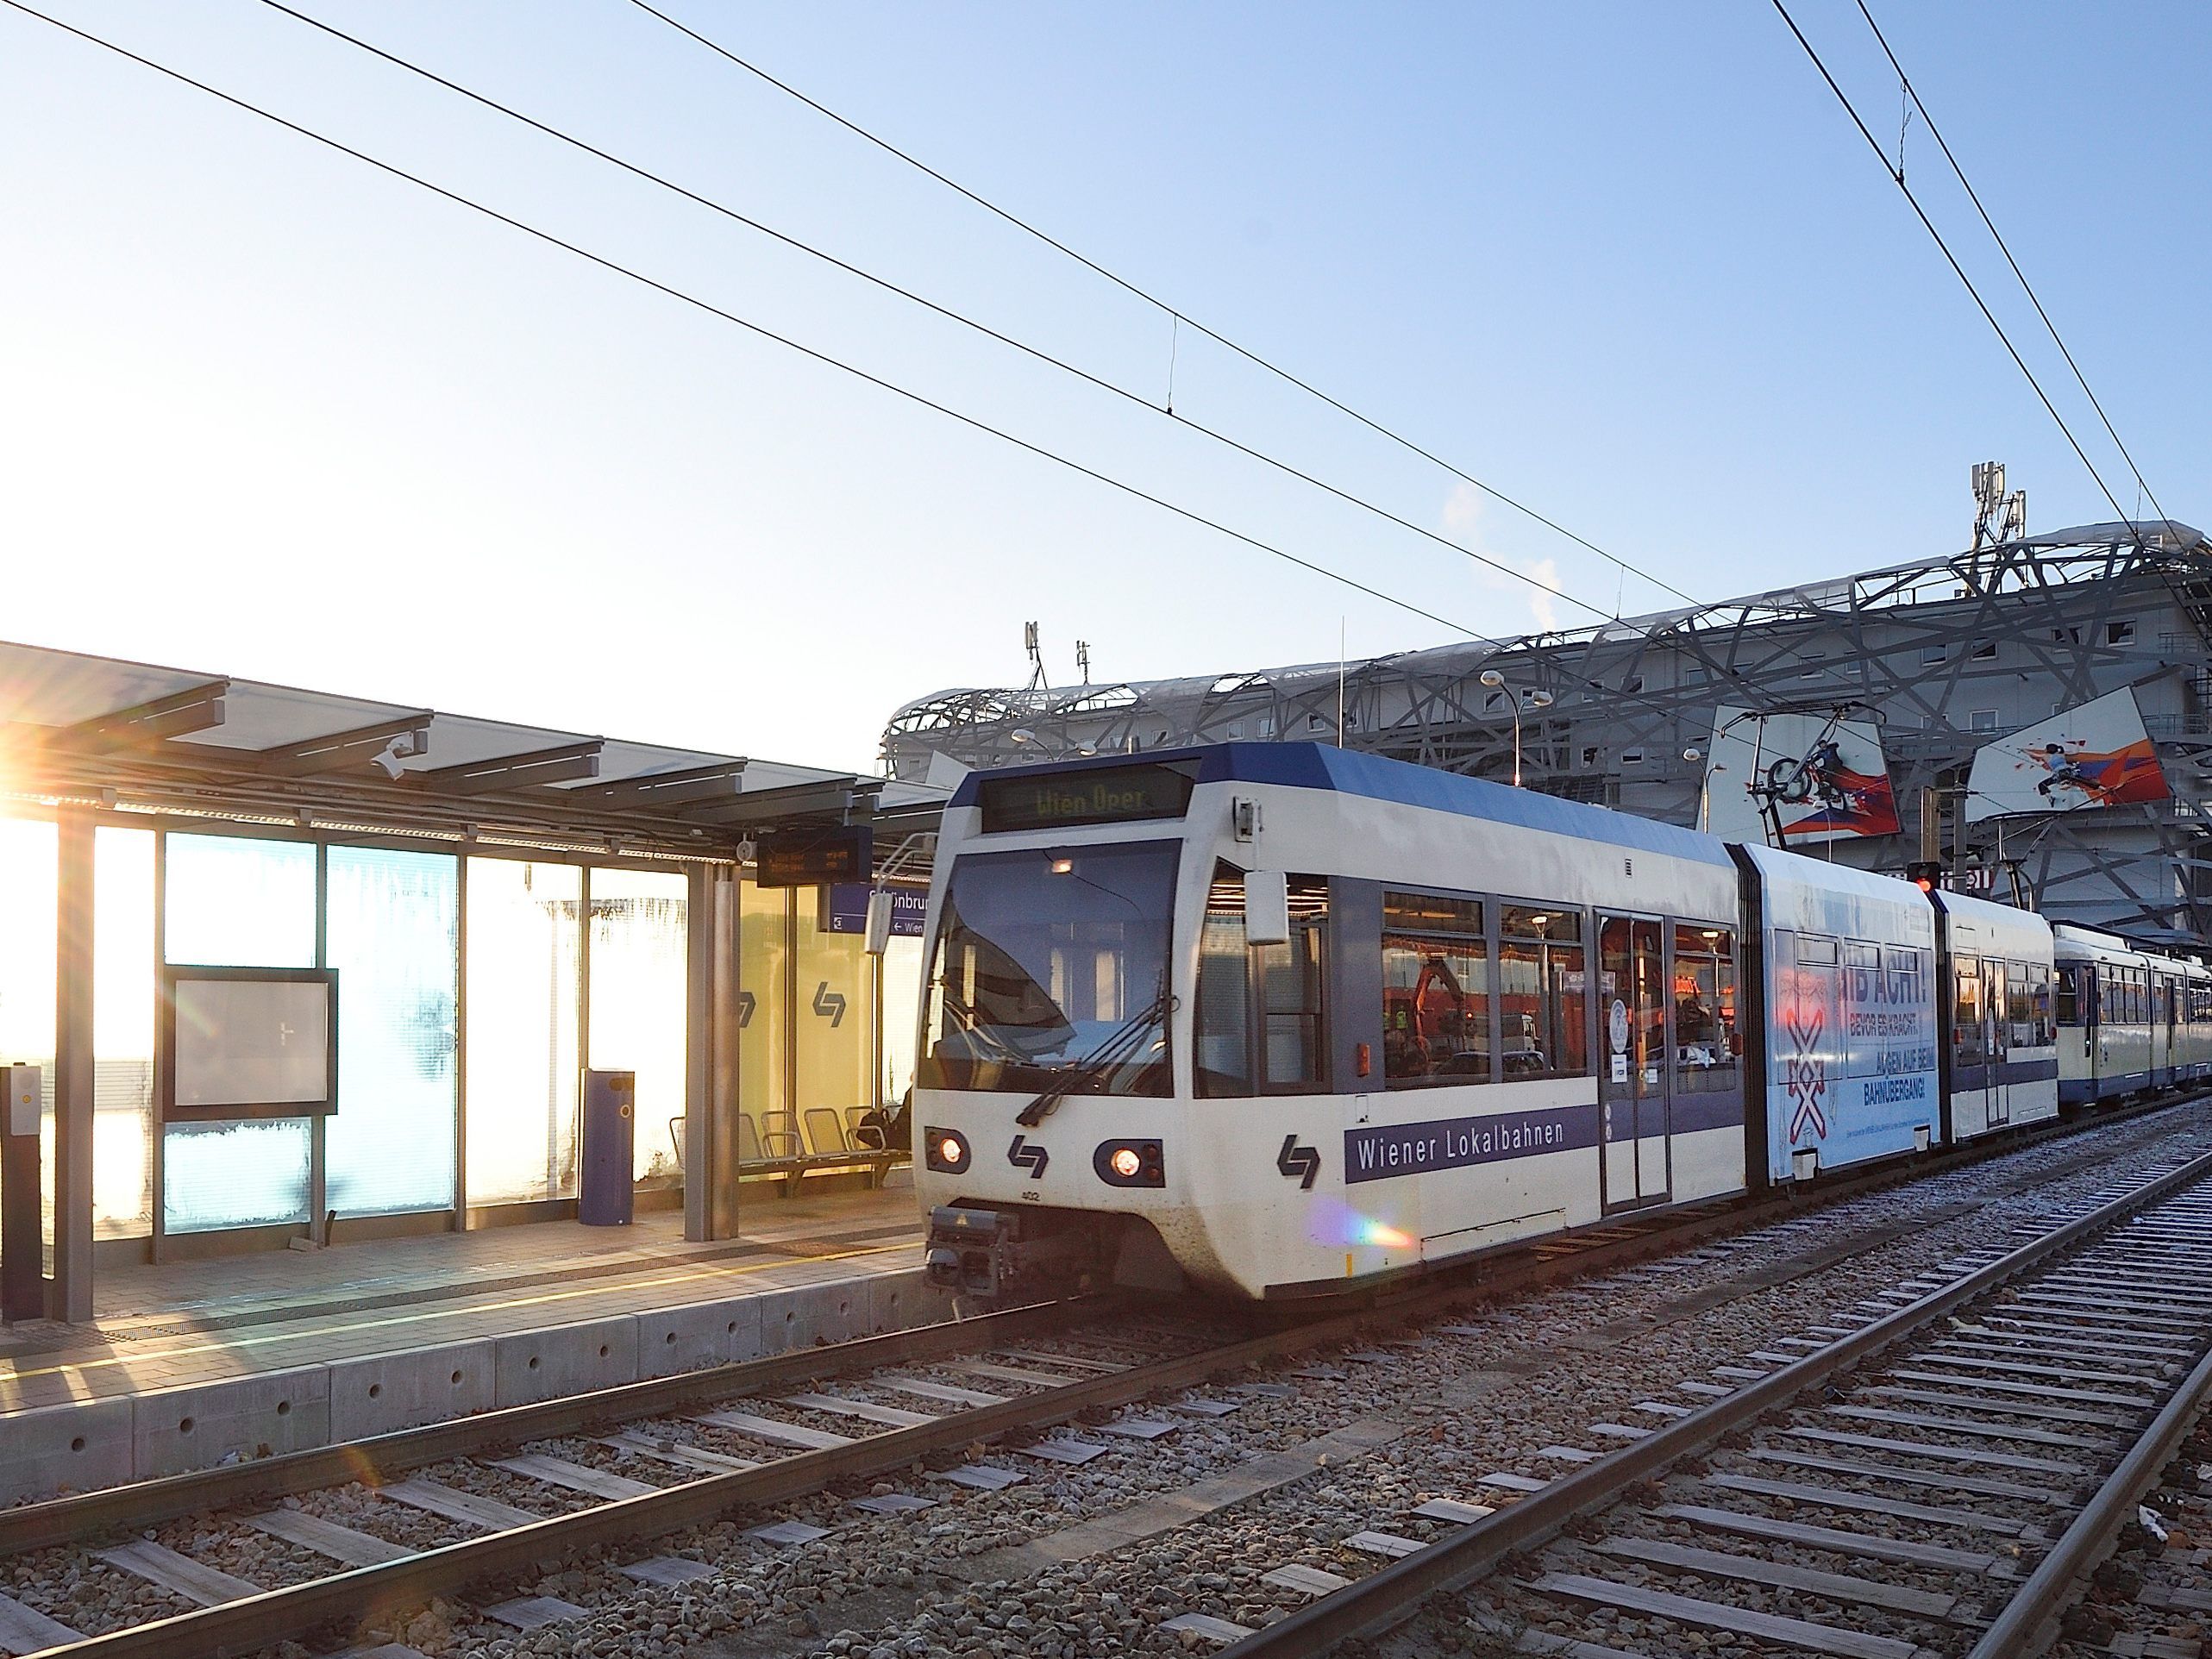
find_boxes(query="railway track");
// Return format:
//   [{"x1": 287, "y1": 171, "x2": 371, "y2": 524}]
[
  {"x1": 0, "y1": 1098, "x2": 2200, "y2": 1658},
  {"x1": 1219, "y1": 1144, "x2": 2212, "y2": 1659}
]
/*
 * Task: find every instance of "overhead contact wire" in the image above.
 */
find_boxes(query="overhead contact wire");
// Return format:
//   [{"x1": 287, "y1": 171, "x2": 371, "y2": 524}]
[
  {"x1": 1852, "y1": 0, "x2": 2171, "y2": 531},
  {"x1": 0, "y1": 0, "x2": 1478, "y2": 640},
  {"x1": 249, "y1": 0, "x2": 1625, "y2": 628},
  {"x1": 1769, "y1": 0, "x2": 2134, "y2": 527},
  {"x1": 621, "y1": 0, "x2": 1703, "y2": 610}
]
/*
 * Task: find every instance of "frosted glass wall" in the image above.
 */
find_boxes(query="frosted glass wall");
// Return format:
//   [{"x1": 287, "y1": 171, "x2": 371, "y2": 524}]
[
  {"x1": 162, "y1": 834, "x2": 315, "y2": 1233},
  {"x1": 165, "y1": 833, "x2": 316, "y2": 968},
  {"x1": 587, "y1": 868, "x2": 688, "y2": 1184},
  {"x1": 463, "y1": 859, "x2": 581, "y2": 1205},
  {"x1": 325, "y1": 848, "x2": 457, "y2": 1217},
  {"x1": 93, "y1": 827, "x2": 154, "y2": 1236}
]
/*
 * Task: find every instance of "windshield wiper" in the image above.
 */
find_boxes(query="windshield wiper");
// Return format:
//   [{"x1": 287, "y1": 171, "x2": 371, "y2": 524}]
[
  {"x1": 939, "y1": 991, "x2": 1060, "y2": 1064},
  {"x1": 1015, "y1": 984, "x2": 1177, "y2": 1127}
]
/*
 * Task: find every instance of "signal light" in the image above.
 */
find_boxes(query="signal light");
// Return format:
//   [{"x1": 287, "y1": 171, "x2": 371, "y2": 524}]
[
  {"x1": 923, "y1": 1126, "x2": 972, "y2": 1175},
  {"x1": 1093, "y1": 1138, "x2": 1165, "y2": 1187},
  {"x1": 1904, "y1": 861, "x2": 1944, "y2": 893}
]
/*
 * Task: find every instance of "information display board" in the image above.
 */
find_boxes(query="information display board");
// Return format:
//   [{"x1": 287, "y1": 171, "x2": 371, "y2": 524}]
[
  {"x1": 755, "y1": 826, "x2": 873, "y2": 888},
  {"x1": 159, "y1": 967, "x2": 339, "y2": 1121}
]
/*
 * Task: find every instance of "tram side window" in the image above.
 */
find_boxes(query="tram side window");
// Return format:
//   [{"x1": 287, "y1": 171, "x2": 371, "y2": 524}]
[
  {"x1": 1382, "y1": 891, "x2": 1490, "y2": 1086},
  {"x1": 1194, "y1": 865, "x2": 1252, "y2": 1098},
  {"x1": 2027, "y1": 964, "x2": 2052, "y2": 1045},
  {"x1": 1194, "y1": 864, "x2": 1330, "y2": 1097},
  {"x1": 1953, "y1": 955, "x2": 1985, "y2": 1064},
  {"x1": 2055, "y1": 964, "x2": 2079, "y2": 1027},
  {"x1": 2005, "y1": 964, "x2": 2033, "y2": 1047},
  {"x1": 1499, "y1": 905, "x2": 1588, "y2": 1080},
  {"x1": 1672, "y1": 924, "x2": 1739, "y2": 1093}
]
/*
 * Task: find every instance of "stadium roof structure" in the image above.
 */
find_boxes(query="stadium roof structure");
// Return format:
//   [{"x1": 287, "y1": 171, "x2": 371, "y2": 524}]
[
  {"x1": 886, "y1": 518, "x2": 2209, "y2": 771},
  {"x1": 3, "y1": 639, "x2": 942, "y2": 859},
  {"x1": 882, "y1": 517, "x2": 2212, "y2": 941}
]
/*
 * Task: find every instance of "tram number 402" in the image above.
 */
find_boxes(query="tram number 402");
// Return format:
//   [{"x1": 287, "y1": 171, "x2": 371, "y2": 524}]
[{"x1": 1020, "y1": 1189, "x2": 1042, "y2": 1203}]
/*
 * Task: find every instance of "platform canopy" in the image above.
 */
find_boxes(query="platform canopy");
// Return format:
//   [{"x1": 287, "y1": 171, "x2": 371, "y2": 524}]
[{"x1": 1, "y1": 639, "x2": 942, "y2": 858}]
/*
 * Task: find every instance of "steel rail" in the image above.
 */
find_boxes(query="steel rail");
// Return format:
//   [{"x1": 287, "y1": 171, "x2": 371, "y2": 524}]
[
  {"x1": 14, "y1": 1094, "x2": 2199, "y2": 1654},
  {"x1": 1965, "y1": 1272, "x2": 2212, "y2": 1657},
  {"x1": 1217, "y1": 1144, "x2": 2212, "y2": 1656},
  {"x1": 32, "y1": 1296, "x2": 1416, "y2": 1657},
  {"x1": 0, "y1": 1295, "x2": 1099, "y2": 1556},
  {"x1": 3, "y1": 1091, "x2": 2181, "y2": 1566}
]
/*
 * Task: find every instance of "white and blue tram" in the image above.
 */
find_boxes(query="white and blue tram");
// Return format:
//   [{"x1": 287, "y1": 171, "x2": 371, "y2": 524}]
[
  {"x1": 1930, "y1": 890, "x2": 2058, "y2": 1139},
  {"x1": 913, "y1": 744, "x2": 2170, "y2": 1303},
  {"x1": 2054, "y1": 923, "x2": 2212, "y2": 1103}
]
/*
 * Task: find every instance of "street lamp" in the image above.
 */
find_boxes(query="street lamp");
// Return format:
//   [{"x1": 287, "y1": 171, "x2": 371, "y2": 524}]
[
  {"x1": 1683, "y1": 747, "x2": 1729, "y2": 834},
  {"x1": 1480, "y1": 670, "x2": 1553, "y2": 787}
]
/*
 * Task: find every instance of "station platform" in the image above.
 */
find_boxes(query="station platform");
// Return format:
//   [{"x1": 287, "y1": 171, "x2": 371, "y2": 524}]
[{"x1": 0, "y1": 1180, "x2": 940, "y2": 1506}]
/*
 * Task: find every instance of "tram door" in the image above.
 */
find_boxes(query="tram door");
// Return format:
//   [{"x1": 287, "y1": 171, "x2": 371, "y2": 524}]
[
  {"x1": 1598, "y1": 915, "x2": 1671, "y2": 1211},
  {"x1": 1951, "y1": 955, "x2": 1990, "y2": 1135},
  {"x1": 1983, "y1": 957, "x2": 2010, "y2": 1128}
]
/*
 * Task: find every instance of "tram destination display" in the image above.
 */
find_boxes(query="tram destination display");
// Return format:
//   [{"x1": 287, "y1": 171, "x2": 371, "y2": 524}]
[
  {"x1": 158, "y1": 967, "x2": 339, "y2": 1121},
  {"x1": 978, "y1": 761, "x2": 1196, "y2": 833}
]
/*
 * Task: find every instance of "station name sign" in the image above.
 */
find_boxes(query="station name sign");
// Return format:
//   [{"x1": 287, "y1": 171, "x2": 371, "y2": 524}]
[
  {"x1": 977, "y1": 762, "x2": 1196, "y2": 834},
  {"x1": 820, "y1": 882, "x2": 926, "y2": 936},
  {"x1": 755, "y1": 826, "x2": 873, "y2": 888}
]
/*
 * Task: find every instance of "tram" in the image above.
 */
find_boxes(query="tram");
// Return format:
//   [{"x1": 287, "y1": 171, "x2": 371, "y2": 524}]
[{"x1": 912, "y1": 743, "x2": 2183, "y2": 1304}]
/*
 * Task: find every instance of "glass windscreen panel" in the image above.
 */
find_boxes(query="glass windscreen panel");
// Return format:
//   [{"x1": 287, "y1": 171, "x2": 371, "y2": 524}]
[{"x1": 922, "y1": 841, "x2": 1177, "y2": 1094}]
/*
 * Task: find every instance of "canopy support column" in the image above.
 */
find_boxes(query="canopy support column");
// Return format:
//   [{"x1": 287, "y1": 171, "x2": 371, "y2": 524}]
[
  {"x1": 684, "y1": 865, "x2": 742, "y2": 1241},
  {"x1": 50, "y1": 810, "x2": 95, "y2": 1323}
]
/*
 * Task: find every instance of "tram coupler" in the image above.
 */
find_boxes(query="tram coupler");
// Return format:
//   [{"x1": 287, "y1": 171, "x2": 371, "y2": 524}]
[{"x1": 924, "y1": 1204, "x2": 1093, "y2": 1303}]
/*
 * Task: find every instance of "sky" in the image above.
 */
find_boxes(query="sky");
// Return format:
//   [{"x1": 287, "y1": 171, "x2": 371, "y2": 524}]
[{"x1": 3, "y1": 2, "x2": 2208, "y2": 776}]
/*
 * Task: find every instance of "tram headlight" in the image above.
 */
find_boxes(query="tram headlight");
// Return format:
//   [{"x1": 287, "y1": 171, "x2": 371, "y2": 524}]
[
  {"x1": 924, "y1": 1126, "x2": 972, "y2": 1175},
  {"x1": 1093, "y1": 1138, "x2": 1165, "y2": 1188}
]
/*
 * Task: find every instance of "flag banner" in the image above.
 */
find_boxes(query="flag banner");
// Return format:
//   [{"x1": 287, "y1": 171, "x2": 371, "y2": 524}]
[
  {"x1": 1965, "y1": 687, "x2": 2169, "y2": 821},
  {"x1": 1705, "y1": 707, "x2": 1902, "y2": 845}
]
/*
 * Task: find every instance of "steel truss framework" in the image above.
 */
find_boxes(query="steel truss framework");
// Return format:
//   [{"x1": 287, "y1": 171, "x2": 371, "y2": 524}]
[{"x1": 884, "y1": 520, "x2": 2212, "y2": 942}]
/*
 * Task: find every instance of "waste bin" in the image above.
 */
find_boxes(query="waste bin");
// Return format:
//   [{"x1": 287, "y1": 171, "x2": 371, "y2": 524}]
[{"x1": 580, "y1": 1068, "x2": 636, "y2": 1226}]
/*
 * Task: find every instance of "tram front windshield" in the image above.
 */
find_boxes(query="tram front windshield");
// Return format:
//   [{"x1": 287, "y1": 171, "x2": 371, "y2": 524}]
[{"x1": 921, "y1": 841, "x2": 1177, "y2": 1095}]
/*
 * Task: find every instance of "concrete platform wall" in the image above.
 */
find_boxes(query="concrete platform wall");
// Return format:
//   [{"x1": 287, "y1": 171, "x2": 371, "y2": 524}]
[{"x1": 3, "y1": 1267, "x2": 954, "y2": 1506}]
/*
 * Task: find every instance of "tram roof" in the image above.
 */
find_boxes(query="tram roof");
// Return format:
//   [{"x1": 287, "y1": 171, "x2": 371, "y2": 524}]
[{"x1": 953, "y1": 741, "x2": 1737, "y2": 868}]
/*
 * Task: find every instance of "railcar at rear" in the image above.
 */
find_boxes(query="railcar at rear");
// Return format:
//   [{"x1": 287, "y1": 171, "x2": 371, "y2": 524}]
[
  {"x1": 1930, "y1": 890, "x2": 2058, "y2": 1138},
  {"x1": 2055, "y1": 924, "x2": 2157, "y2": 1103}
]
